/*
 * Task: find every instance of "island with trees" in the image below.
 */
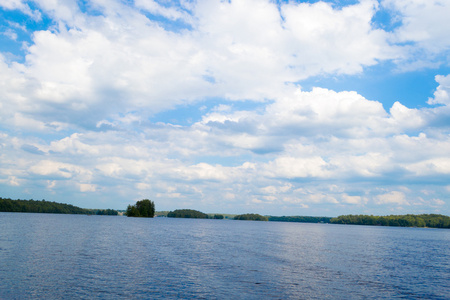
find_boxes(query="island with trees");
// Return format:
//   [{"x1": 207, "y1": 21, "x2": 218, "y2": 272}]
[
  {"x1": 234, "y1": 213, "x2": 268, "y2": 221},
  {"x1": 126, "y1": 199, "x2": 155, "y2": 217},
  {"x1": 167, "y1": 209, "x2": 209, "y2": 219}
]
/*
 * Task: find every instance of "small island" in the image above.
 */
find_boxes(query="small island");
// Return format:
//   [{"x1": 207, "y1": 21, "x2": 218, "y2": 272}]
[
  {"x1": 167, "y1": 209, "x2": 209, "y2": 219},
  {"x1": 126, "y1": 199, "x2": 155, "y2": 217},
  {"x1": 234, "y1": 213, "x2": 268, "y2": 221}
]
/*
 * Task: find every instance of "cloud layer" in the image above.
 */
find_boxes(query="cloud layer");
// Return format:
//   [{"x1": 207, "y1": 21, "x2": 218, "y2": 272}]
[{"x1": 0, "y1": 0, "x2": 449, "y2": 215}]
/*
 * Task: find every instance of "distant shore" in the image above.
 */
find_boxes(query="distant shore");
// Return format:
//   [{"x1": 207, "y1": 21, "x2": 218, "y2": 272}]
[
  {"x1": 1, "y1": 197, "x2": 449, "y2": 228},
  {"x1": 0, "y1": 197, "x2": 118, "y2": 216}
]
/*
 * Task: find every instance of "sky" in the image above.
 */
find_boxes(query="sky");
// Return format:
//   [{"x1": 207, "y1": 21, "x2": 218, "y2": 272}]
[{"x1": 1, "y1": 0, "x2": 450, "y2": 217}]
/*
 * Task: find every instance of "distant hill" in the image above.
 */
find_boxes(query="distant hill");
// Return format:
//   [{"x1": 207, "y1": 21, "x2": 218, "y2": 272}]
[{"x1": 0, "y1": 197, "x2": 118, "y2": 215}]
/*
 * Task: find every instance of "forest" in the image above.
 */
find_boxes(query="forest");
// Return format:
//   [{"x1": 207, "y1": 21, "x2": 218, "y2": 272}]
[
  {"x1": 330, "y1": 214, "x2": 450, "y2": 228},
  {"x1": 0, "y1": 197, "x2": 118, "y2": 215}
]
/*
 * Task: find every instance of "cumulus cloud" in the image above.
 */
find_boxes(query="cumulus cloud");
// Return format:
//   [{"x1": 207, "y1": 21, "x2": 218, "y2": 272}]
[
  {"x1": 280, "y1": 0, "x2": 394, "y2": 74},
  {"x1": 0, "y1": 0, "x2": 401, "y2": 130},
  {"x1": 265, "y1": 156, "x2": 330, "y2": 179},
  {"x1": 374, "y1": 191, "x2": 409, "y2": 206},
  {"x1": 405, "y1": 158, "x2": 450, "y2": 176},
  {"x1": 1, "y1": 28, "x2": 18, "y2": 41},
  {"x1": 79, "y1": 183, "x2": 97, "y2": 192},
  {"x1": 341, "y1": 194, "x2": 365, "y2": 205},
  {"x1": 428, "y1": 74, "x2": 450, "y2": 105},
  {"x1": 389, "y1": 102, "x2": 425, "y2": 130},
  {"x1": 2, "y1": 77, "x2": 450, "y2": 212},
  {"x1": 0, "y1": 176, "x2": 21, "y2": 187},
  {"x1": 1, "y1": 0, "x2": 450, "y2": 214},
  {"x1": 29, "y1": 160, "x2": 92, "y2": 180},
  {"x1": 0, "y1": 0, "x2": 40, "y2": 19},
  {"x1": 384, "y1": 0, "x2": 450, "y2": 62},
  {"x1": 134, "y1": 0, "x2": 192, "y2": 22}
]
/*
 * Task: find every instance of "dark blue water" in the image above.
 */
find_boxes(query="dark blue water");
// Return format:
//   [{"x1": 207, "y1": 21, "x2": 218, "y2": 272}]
[{"x1": 0, "y1": 213, "x2": 449, "y2": 299}]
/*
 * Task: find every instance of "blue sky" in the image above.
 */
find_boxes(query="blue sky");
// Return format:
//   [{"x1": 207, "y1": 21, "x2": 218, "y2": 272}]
[{"x1": 1, "y1": 0, "x2": 450, "y2": 216}]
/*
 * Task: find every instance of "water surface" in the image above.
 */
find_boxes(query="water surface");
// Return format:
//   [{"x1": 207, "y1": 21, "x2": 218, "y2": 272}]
[{"x1": 0, "y1": 213, "x2": 449, "y2": 299}]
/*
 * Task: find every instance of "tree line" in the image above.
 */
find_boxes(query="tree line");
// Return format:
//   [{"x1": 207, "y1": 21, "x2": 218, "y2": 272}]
[
  {"x1": 0, "y1": 197, "x2": 117, "y2": 215},
  {"x1": 330, "y1": 214, "x2": 450, "y2": 228}
]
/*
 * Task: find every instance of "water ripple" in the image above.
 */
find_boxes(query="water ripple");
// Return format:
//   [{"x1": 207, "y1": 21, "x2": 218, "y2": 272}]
[{"x1": 0, "y1": 213, "x2": 449, "y2": 299}]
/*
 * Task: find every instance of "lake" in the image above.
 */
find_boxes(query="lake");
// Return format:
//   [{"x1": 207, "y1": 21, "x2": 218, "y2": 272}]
[{"x1": 0, "y1": 213, "x2": 449, "y2": 299}]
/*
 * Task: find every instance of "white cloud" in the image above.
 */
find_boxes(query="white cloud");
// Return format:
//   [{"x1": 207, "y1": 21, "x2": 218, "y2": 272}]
[
  {"x1": 266, "y1": 156, "x2": 330, "y2": 179},
  {"x1": 0, "y1": 176, "x2": 21, "y2": 186},
  {"x1": 46, "y1": 180, "x2": 56, "y2": 189},
  {"x1": 265, "y1": 88, "x2": 388, "y2": 136},
  {"x1": 330, "y1": 152, "x2": 393, "y2": 177},
  {"x1": 0, "y1": 0, "x2": 403, "y2": 130},
  {"x1": 13, "y1": 113, "x2": 47, "y2": 131},
  {"x1": 0, "y1": 0, "x2": 450, "y2": 214},
  {"x1": 1, "y1": 29, "x2": 18, "y2": 41},
  {"x1": 1, "y1": 0, "x2": 448, "y2": 131},
  {"x1": 281, "y1": 0, "x2": 395, "y2": 74},
  {"x1": 431, "y1": 198, "x2": 445, "y2": 206},
  {"x1": 384, "y1": 0, "x2": 450, "y2": 55},
  {"x1": 428, "y1": 74, "x2": 450, "y2": 105},
  {"x1": 29, "y1": 160, "x2": 93, "y2": 180},
  {"x1": 175, "y1": 163, "x2": 229, "y2": 181},
  {"x1": 134, "y1": 0, "x2": 192, "y2": 22},
  {"x1": 405, "y1": 158, "x2": 450, "y2": 176},
  {"x1": 374, "y1": 191, "x2": 409, "y2": 205},
  {"x1": 341, "y1": 194, "x2": 365, "y2": 205},
  {"x1": 389, "y1": 101, "x2": 425, "y2": 129},
  {"x1": 4, "y1": 77, "x2": 449, "y2": 211},
  {"x1": 305, "y1": 193, "x2": 339, "y2": 204},
  {"x1": 0, "y1": 0, "x2": 41, "y2": 19},
  {"x1": 79, "y1": 183, "x2": 97, "y2": 192}
]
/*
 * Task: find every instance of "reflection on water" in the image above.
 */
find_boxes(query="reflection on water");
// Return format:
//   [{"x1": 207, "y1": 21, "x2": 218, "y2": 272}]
[{"x1": 0, "y1": 213, "x2": 449, "y2": 299}]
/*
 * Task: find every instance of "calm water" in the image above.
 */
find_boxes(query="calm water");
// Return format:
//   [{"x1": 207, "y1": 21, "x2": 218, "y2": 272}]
[{"x1": 0, "y1": 213, "x2": 449, "y2": 299}]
